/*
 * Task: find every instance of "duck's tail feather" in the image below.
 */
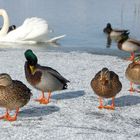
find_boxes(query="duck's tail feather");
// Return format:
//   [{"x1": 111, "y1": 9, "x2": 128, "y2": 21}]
[
  {"x1": 63, "y1": 84, "x2": 68, "y2": 89},
  {"x1": 123, "y1": 30, "x2": 130, "y2": 36},
  {"x1": 63, "y1": 80, "x2": 70, "y2": 89}
]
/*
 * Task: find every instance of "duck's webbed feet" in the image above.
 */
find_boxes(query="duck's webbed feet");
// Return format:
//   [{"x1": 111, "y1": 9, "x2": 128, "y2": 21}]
[
  {"x1": 35, "y1": 98, "x2": 49, "y2": 104},
  {"x1": 98, "y1": 97, "x2": 115, "y2": 110},
  {"x1": 103, "y1": 105, "x2": 115, "y2": 110},
  {"x1": 0, "y1": 108, "x2": 19, "y2": 121},
  {"x1": 128, "y1": 82, "x2": 138, "y2": 94},
  {"x1": 34, "y1": 91, "x2": 51, "y2": 104},
  {"x1": 98, "y1": 97, "x2": 104, "y2": 109}
]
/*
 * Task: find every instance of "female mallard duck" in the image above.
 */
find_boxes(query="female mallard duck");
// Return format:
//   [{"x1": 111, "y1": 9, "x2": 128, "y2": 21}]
[
  {"x1": 0, "y1": 73, "x2": 32, "y2": 121},
  {"x1": 103, "y1": 23, "x2": 129, "y2": 38},
  {"x1": 118, "y1": 36, "x2": 140, "y2": 61},
  {"x1": 90, "y1": 68, "x2": 122, "y2": 110},
  {"x1": 125, "y1": 55, "x2": 140, "y2": 93},
  {"x1": 24, "y1": 49, "x2": 70, "y2": 104}
]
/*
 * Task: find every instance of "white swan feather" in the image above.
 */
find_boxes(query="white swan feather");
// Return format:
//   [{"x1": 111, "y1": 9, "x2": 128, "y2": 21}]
[
  {"x1": 0, "y1": 9, "x2": 65, "y2": 44},
  {"x1": 5, "y1": 17, "x2": 48, "y2": 42}
]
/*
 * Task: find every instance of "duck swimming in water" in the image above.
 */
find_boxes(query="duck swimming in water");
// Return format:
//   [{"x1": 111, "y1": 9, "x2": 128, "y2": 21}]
[
  {"x1": 24, "y1": 49, "x2": 69, "y2": 104},
  {"x1": 103, "y1": 23, "x2": 129, "y2": 38}
]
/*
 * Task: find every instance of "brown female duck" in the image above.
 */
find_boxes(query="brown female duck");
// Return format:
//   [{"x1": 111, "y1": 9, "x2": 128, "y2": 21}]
[
  {"x1": 24, "y1": 49, "x2": 69, "y2": 104},
  {"x1": 0, "y1": 73, "x2": 32, "y2": 121},
  {"x1": 91, "y1": 68, "x2": 122, "y2": 110},
  {"x1": 125, "y1": 55, "x2": 140, "y2": 93}
]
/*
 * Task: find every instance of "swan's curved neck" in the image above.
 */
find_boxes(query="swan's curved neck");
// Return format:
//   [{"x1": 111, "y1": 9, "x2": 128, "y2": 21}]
[{"x1": 0, "y1": 9, "x2": 9, "y2": 37}]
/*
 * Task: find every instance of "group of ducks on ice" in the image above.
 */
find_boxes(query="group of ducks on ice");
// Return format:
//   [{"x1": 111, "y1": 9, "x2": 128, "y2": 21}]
[{"x1": 0, "y1": 9, "x2": 140, "y2": 122}]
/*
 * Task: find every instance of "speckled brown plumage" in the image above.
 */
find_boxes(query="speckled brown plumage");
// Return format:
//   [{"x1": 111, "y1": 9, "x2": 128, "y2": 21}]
[
  {"x1": 91, "y1": 68, "x2": 122, "y2": 98},
  {"x1": 0, "y1": 77, "x2": 32, "y2": 110},
  {"x1": 125, "y1": 62, "x2": 140, "y2": 84},
  {"x1": 0, "y1": 73, "x2": 32, "y2": 121},
  {"x1": 90, "y1": 68, "x2": 122, "y2": 110}
]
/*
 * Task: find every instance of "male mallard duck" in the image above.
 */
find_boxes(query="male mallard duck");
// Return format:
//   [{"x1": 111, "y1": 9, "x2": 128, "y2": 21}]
[
  {"x1": 125, "y1": 55, "x2": 140, "y2": 93},
  {"x1": 103, "y1": 23, "x2": 129, "y2": 38},
  {"x1": 90, "y1": 68, "x2": 122, "y2": 110},
  {"x1": 24, "y1": 49, "x2": 70, "y2": 104},
  {"x1": 118, "y1": 36, "x2": 140, "y2": 61},
  {"x1": 0, "y1": 73, "x2": 32, "y2": 121}
]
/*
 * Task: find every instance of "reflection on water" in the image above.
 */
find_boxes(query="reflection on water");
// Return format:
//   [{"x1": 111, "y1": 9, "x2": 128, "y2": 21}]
[
  {"x1": 0, "y1": 42, "x2": 63, "y2": 52},
  {"x1": 0, "y1": 0, "x2": 140, "y2": 57},
  {"x1": 106, "y1": 36, "x2": 112, "y2": 48}
]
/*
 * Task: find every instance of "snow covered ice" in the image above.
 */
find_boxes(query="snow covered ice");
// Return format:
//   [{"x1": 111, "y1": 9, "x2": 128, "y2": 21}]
[{"x1": 0, "y1": 49, "x2": 140, "y2": 140}]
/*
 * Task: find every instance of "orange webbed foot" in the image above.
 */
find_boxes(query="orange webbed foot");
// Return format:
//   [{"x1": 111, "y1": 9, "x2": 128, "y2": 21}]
[
  {"x1": 103, "y1": 105, "x2": 115, "y2": 110},
  {"x1": 5, "y1": 115, "x2": 17, "y2": 121},
  {"x1": 0, "y1": 108, "x2": 19, "y2": 122},
  {"x1": 0, "y1": 114, "x2": 17, "y2": 121},
  {"x1": 98, "y1": 105, "x2": 104, "y2": 109},
  {"x1": 34, "y1": 97, "x2": 50, "y2": 104}
]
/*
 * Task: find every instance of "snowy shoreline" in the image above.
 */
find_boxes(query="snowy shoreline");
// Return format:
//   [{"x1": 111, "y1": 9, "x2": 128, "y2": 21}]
[{"x1": 0, "y1": 50, "x2": 140, "y2": 140}]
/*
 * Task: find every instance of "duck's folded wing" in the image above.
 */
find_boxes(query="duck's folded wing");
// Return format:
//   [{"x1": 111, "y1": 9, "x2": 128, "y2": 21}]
[
  {"x1": 128, "y1": 38, "x2": 140, "y2": 45},
  {"x1": 40, "y1": 66, "x2": 70, "y2": 83},
  {"x1": 114, "y1": 29, "x2": 129, "y2": 33}
]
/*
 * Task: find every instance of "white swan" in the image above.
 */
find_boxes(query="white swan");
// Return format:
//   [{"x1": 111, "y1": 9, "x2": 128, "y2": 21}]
[{"x1": 0, "y1": 9, "x2": 65, "y2": 44}]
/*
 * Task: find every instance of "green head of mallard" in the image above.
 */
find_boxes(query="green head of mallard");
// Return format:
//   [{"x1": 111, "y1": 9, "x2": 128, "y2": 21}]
[{"x1": 24, "y1": 49, "x2": 38, "y2": 74}]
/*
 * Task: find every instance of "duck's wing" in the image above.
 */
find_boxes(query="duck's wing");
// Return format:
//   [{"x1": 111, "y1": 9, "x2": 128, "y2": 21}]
[
  {"x1": 109, "y1": 71, "x2": 119, "y2": 80},
  {"x1": 6, "y1": 17, "x2": 48, "y2": 42},
  {"x1": 128, "y1": 38, "x2": 140, "y2": 46},
  {"x1": 38, "y1": 65, "x2": 70, "y2": 83},
  {"x1": 94, "y1": 70, "x2": 101, "y2": 80},
  {"x1": 12, "y1": 80, "x2": 32, "y2": 96},
  {"x1": 46, "y1": 35, "x2": 66, "y2": 43},
  {"x1": 13, "y1": 80, "x2": 31, "y2": 91},
  {"x1": 114, "y1": 29, "x2": 129, "y2": 33}
]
